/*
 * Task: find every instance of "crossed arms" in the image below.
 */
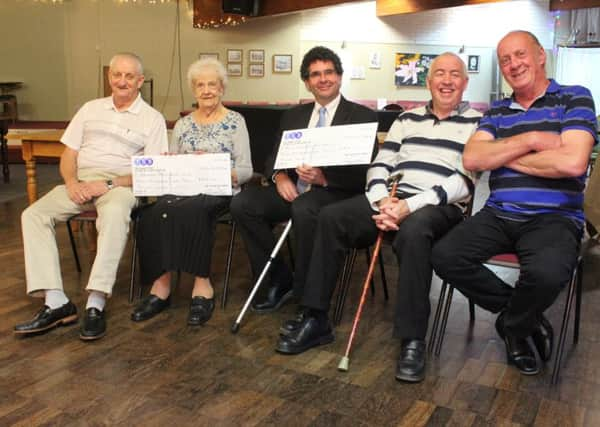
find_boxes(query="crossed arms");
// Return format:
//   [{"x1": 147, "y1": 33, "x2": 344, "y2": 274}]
[{"x1": 463, "y1": 129, "x2": 594, "y2": 178}]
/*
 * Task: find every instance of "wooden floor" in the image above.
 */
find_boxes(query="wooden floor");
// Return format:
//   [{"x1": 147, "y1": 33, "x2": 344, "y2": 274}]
[{"x1": 2, "y1": 189, "x2": 600, "y2": 426}]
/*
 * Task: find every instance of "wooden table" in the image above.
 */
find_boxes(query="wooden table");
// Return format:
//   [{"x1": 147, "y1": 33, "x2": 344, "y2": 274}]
[{"x1": 7, "y1": 129, "x2": 64, "y2": 204}]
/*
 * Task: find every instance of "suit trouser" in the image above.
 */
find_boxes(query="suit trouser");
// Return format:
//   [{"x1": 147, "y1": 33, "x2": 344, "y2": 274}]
[
  {"x1": 301, "y1": 194, "x2": 463, "y2": 340},
  {"x1": 432, "y1": 207, "x2": 581, "y2": 338},
  {"x1": 21, "y1": 170, "x2": 136, "y2": 297},
  {"x1": 230, "y1": 184, "x2": 357, "y2": 297}
]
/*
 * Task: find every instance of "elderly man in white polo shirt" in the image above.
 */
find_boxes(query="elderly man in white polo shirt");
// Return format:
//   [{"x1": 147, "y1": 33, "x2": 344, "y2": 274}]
[{"x1": 14, "y1": 52, "x2": 168, "y2": 341}]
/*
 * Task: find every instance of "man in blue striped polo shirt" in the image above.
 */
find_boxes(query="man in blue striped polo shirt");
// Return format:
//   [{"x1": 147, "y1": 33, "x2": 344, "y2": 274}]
[{"x1": 433, "y1": 31, "x2": 597, "y2": 376}]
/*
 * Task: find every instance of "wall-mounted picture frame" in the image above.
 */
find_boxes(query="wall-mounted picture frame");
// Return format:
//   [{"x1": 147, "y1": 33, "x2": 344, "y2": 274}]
[
  {"x1": 227, "y1": 63, "x2": 242, "y2": 76},
  {"x1": 273, "y1": 54, "x2": 292, "y2": 73},
  {"x1": 249, "y1": 49, "x2": 265, "y2": 64},
  {"x1": 199, "y1": 52, "x2": 219, "y2": 60},
  {"x1": 394, "y1": 53, "x2": 437, "y2": 86},
  {"x1": 467, "y1": 55, "x2": 480, "y2": 73},
  {"x1": 227, "y1": 49, "x2": 243, "y2": 63},
  {"x1": 248, "y1": 63, "x2": 264, "y2": 78}
]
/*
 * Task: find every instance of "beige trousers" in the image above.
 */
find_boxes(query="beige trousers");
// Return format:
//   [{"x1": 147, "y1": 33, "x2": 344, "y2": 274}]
[{"x1": 21, "y1": 170, "x2": 136, "y2": 297}]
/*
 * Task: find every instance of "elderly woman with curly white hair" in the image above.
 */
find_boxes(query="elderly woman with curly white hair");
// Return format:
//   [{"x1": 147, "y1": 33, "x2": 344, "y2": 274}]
[{"x1": 132, "y1": 58, "x2": 252, "y2": 326}]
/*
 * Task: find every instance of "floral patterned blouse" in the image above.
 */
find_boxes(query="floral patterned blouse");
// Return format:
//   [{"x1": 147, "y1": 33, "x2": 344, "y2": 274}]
[{"x1": 170, "y1": 110, "x2": 253, "y2": 189}]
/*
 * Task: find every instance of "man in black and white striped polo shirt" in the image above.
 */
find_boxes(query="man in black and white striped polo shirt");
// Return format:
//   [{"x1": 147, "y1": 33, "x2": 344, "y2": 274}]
[{"x1": 275, "y1": 53, "x2": 481, "y2": 383}]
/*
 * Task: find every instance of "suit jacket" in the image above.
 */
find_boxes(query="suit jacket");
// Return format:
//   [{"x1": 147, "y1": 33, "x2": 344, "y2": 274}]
[{"x1": 265, "y1": 96, "x2": 378, "y2": 194}]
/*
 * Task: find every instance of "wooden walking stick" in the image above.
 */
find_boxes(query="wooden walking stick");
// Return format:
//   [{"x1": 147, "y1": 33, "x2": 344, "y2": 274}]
[{"x1": 338, "y1": 177, "x2": 399, "y2": 371}]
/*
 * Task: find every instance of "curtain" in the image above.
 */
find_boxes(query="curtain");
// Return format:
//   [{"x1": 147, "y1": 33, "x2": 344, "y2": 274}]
[
  {"x1": 569, "y1": 8, "x2": 600, "y2": 44},
  {"x1": 555, "y1": 46, "x2": 600, "y2": 114}
]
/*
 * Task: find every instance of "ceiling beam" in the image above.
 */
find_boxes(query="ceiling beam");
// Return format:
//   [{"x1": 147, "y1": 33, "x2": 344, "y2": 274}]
[
  {"x1": 193, "y1": 0, "x2": 364, "y2": 28},
  {"x1": 549, "y1": 0, "x2": 600, "y2": 11},
  {"x1": 376, "y1": 0, "x2": 511, "y2": 16}
]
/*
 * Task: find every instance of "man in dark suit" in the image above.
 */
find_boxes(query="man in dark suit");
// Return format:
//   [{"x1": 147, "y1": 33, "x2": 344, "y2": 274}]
[{"x1": 230, "y1": 46, "x2": 377, "y2": 313}]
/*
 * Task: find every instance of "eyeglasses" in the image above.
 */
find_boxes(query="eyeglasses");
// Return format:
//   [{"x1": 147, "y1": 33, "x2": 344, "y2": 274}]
[
  {"x1": 110, "y1": 72, "x2": 139, "y2": 82},
  {"x1": 308, "y1": 69, "x2": 337, "y2": 79}
]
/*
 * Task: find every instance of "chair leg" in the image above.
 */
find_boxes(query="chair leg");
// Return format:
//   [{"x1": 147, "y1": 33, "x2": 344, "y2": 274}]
[
  {"x1": 469, "y1": 300, "x2": 476, "y2": 323},
  {"x1": 334, "y1": 249, "x2": 358, "y2": 325},
  {"x1": 573, "y1": 257, "x2": 583, "y2": 344},
  {"x1": 66, "y1": 220, "x2": 82, "y2": 273},
  {"x1": 221, "y1": 222, "x2": 237, "y2": 310},
  {"x1": 551, "y1": 266, "x2": 578, "y2": 384},
  {"x1": 428, "y1": 280, "x2": 448, "y2": 354},
  {"x1": 333, "y1": 252, "x2": 350, "y2": 325},
  {"x1": 434, "y1": 286, "x2": 455, "y2": 356},
  {"x1": 129, "y1": 219, "x2": 138, "y2": 303},
  {"x1": 378, "y1": 251, "x2": 389, "y2": 301},
  {"x1": 365, "y1": 247, "x2": 375, "y2": 296}
]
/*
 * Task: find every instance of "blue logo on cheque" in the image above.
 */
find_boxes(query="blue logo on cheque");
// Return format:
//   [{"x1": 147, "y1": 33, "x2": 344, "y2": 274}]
[
  {"x1": 135, "y1": 158, "x2": 154, "y2": 166},
  {"x1": 285, "y1": 131, "x2": 303, "y2": 140}
]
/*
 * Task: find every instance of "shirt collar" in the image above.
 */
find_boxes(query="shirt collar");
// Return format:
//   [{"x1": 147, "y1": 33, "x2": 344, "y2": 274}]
[
  {"x1": 314, "y1": 93, "x2": 341, "y2": 114},
  {"x1": 425, "y1": 100, "x2": 470, "y2": 118},
  {"x1": 103, "y1": 93, "x2": 143, "y2": 114},
  {"x1": 507, "y1": 78, "x2": 557, "y2": 111}
]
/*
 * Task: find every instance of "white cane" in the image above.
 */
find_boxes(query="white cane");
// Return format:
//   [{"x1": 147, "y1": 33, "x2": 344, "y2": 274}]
[{"x1": 231, "y1": 219, "x2": 293, "y2": 333}]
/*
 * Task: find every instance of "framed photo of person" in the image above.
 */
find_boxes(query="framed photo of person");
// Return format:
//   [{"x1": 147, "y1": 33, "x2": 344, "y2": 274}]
[
  {"x1": 249, "y1": 49, "x2": 265, "y2": 64},
  {"x1": 227, "y1": 49, "x2": 243, "y2": 63},
  {"x1": 272, "y1": 54, "x2": 293, "y2": 73},
  {"x1": 227, "y1": 63, "x2": 242, "y2": 76},
  {"x1": 467, "y1": 55, "x2": 480, "y2": 73},
  {"x1": 248, "y1": 63, "x2": 264, "y2": 78},
  {"x1": 199, "y1": 53, "x2": 219, "y2": 60}
]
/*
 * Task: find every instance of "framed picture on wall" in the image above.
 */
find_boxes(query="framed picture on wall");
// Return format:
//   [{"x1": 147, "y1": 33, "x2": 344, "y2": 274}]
[
  {"x1": 273, "y1": 54, "x2": 292, "y2": 73},
  {"x1": 394, "y1": 53, "x2": 437, "y2": 86},
  {"x1": 199, "y1": 52, "x2": 219, "y2": 60},
  {"x1": 227, "y1": 63, "x2": 242, "y2": 76},
  {"x1": 248, "y1": 63, "x2": 264, "y2": 78},
  {"x1": 467, "y1": 55, "x2": 480, "y2": 73},
  {"x1": 249, "y1": 49, "x2": 265, "y2": 64},
  {"x1": 227, "y1": 49, "x2": 243, "y2": 63}
]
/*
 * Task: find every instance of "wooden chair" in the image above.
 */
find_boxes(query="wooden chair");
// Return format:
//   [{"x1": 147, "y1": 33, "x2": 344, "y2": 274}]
[
  {"x1": 67, "y1": 208, "x2": 141, "y2": 303},
  {"x1": 66, "y1": 210, "x2": 99, "y2": 273},
  {"x1": 0, "y1": 95, "x2": 18, "y2": 183},
  {"x1": 332, "y1": 246, "x2": 389, "y2": 325},
  {"x1": 429, "y1": 252, "x2": 583, "y2": 385}
]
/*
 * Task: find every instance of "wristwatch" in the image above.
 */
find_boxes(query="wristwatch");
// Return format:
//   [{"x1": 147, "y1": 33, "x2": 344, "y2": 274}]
[{"x1": 106, "y1": 179, "x2": 114, "y2": 190}]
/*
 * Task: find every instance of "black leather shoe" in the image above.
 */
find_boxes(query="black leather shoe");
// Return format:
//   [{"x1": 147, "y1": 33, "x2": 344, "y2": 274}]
[
  {"x1": 131, "y1": 295, "x2": 170, "y2": 322},
  {"x1": 495, "y1": 311, "x2": 538, "y2": 375},
  {"x1": 275, "y1": 317, "x2": 334, "y2": 355},
  {"x1": 504, "y1": 334, "x2": 539, "y2": 375},
  {"x1": 14, "y1": 302, "x2": 78, "y2": 335},
  {"x1": 280, "y1": 307, "x2": 309, "y2": 336},
  {"x1": 80, "y1": 308, "x2": 106, "y2": 341},
  {"x1": 395, "y1": 339, "x2": 426, "y2": 383},
  {"x1": 188, "y1": 296, "x2": 215, "y2": 326},
  {"x1": 251, "y1": 283, "x2": 293, "y2": 313},
  {"x1": 531, "y1": 314, "x2": 553, "y2": 362}
]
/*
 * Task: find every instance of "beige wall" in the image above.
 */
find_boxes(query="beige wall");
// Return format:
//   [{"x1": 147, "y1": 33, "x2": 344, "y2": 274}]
[
  {"x1": 0, "y1": 2, "x2": 69, "y2": 120},
  {"x1": 1, "y1": 0, "x2": 556, "y2": 122}
]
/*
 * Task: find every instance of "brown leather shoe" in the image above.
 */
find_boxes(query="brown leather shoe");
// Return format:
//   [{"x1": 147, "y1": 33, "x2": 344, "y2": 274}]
[{"x1": 14, "y1": 302, "x2": 78, "y2": 335}]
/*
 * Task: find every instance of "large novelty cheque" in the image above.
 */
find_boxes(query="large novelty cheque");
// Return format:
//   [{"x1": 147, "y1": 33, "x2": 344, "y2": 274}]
[
  {"x1": 273, "y1": 122, "x2": 378, "y2": 169},
  {"x1": 132, "y1": 153, "x2": 232, "y2": 196}
]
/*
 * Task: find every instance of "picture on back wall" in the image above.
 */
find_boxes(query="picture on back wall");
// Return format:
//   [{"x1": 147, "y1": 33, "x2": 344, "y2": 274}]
[{"x1": 394, "y1": 53, "x2": 438, "y2": 87}]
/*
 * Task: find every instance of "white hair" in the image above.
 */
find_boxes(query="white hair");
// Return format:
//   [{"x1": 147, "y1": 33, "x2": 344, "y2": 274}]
[
  {"x1": 109, "y1": 52, "x2": 144, "y2": 75},
  {"x1": 427, "y1": 52, "x2": 468, "y2": 79},
  {"x1": 187, "y1": 58, "x2": 228, "y2": 92}
]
